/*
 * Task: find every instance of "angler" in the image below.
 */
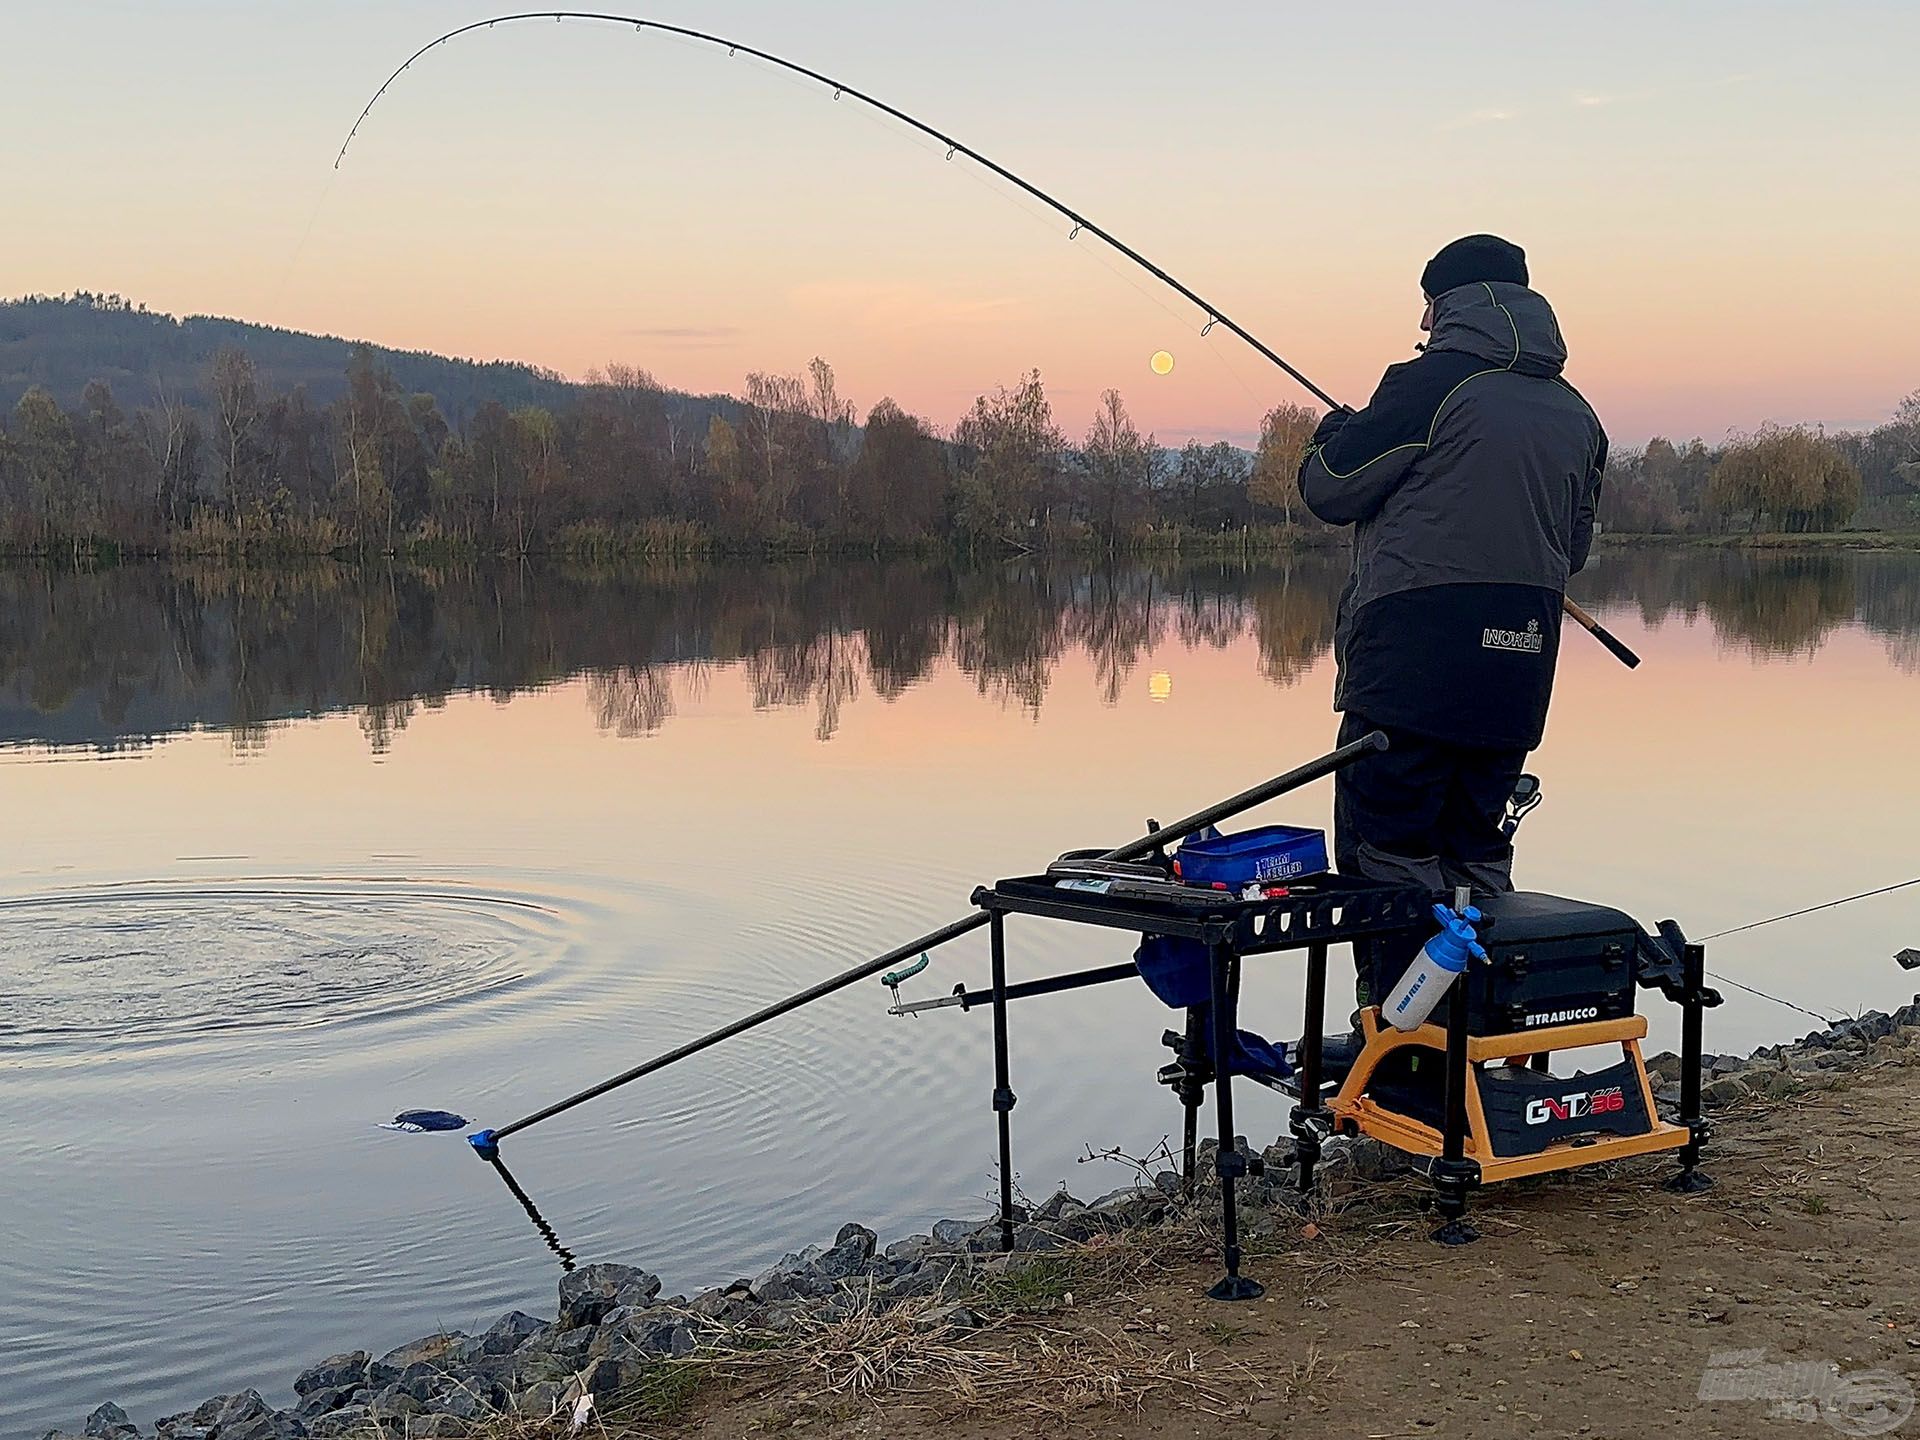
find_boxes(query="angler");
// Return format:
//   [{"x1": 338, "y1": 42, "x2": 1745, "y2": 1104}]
[{"x1": 1300, "y1": 235, "x2": 1606, "y2": 921}]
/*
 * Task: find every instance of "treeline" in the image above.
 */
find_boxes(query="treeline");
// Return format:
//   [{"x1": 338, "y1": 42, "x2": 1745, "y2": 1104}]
[
  {"x1": 1600, "y1": 398, "x2": 1919, "y2": 534},
  {"x1": 0, "y1": 333, "x2": 1328, "y2": 559}
]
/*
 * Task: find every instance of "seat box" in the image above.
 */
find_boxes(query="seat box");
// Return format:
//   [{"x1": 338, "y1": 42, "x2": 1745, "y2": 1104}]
[{"x1": 1367, "y1": 891, "x2": 1639, "y2": 1036}]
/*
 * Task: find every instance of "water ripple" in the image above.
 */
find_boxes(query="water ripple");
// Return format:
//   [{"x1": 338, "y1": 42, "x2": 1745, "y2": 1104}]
[{"x1": 0, "y1": 880, "x2": 566, "y2": 1053}]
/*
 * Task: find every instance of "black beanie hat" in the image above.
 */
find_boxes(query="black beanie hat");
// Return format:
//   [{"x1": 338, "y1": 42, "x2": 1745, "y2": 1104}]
[{"x1": 1421, "y1": 234, "x2": 1529, "y2": 299}]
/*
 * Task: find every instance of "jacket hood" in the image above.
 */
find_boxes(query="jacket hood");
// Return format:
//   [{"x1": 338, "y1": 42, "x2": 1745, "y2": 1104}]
[{"x1": 1426, "y1": 281, "x2": 1566, "y2": 378}]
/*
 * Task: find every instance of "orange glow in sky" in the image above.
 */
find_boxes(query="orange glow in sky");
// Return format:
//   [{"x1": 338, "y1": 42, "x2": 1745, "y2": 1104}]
[{"x1": 3, "y1": 1, "x2": 1915, "y2": 445}]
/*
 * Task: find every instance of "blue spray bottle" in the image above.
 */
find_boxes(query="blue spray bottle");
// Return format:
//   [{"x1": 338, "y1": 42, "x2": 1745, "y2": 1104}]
[{"x1": 1383, "y1": 901, "x2": 1486, "y2": 1031}]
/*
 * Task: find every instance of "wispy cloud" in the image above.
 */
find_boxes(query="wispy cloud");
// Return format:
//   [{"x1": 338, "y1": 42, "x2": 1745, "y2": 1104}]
[
  {"x1": 1445, "y1": 107, "x2": 1519, "y2": 130},
  {"x1": 616, "y1": 324, "x2": 742, "y2": 348},
  {"x1": 1574, "y1": 89, "x2": 1647, "y2": 108},
  {"x1": 1570, "y1": 72, "x2": 1756, "y2": 111}
]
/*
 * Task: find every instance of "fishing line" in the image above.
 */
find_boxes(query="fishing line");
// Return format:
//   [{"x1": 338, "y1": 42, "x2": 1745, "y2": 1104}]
[
  {"x1": 1702, "y1": 973, "x2": 1839, "y2": 1026},
  {"x1": 1690, "y1": 873, "x2": 1920, "y2": 1024},
  {"x1": 1699, "y1": 875, "x2": 1920, "y2": 942}
]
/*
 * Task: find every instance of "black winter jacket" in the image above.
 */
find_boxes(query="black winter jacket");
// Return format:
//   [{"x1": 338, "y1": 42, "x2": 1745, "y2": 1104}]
[{"x1": 1298, "y1": 281, "x2": 1606, "y2": 749}]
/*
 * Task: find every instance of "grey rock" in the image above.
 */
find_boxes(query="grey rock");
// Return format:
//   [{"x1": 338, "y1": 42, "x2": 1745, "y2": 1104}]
[
  {"x1": 409, "y1": 1418, "x2": 471, "y2": 1438},
  {"x1": 85, "y1": 1404, "x2": 139, "y2": 1439},
  {"x1": 592, "y1": 1307, "x2": 698, "y2": 1363},
  {"x1": 686, "y1": 1286, "x2": 756, "y2": 1325},
  {"x1": 557, "y1": 1263, "x2": 661, "y2": 1329},
  {"x1": 880, "y1": 1261, "x2": 964, "y2": 1304},
  {"x1": 540, "y1": 1325, "x2": 599, "y2": 1366},
  {"x1": 1703, "y1": 1074, "x2": 1753, "y2": 1108},
  {"x1": 304, "y1": 1409, "x2": 370, "y2": 1440},
  {"x1": 1752, "y1": 1069, "x2": 1805, "y2": 1100},
  {"x1": 810, "y1": 1225, "x2": 877, "y2": 1282},
  {"x1": 366, "y1": 1393, "x2": 423, "y2": 1425},
  {"x1": 376, "y1": 1333, "x2": 464, "y2": 1372},
  {"x1": 1032, "y1": 1190, "x2": 1086, "y2": 1222},
  {"x1": 931, "y1": 1218, "x2": 990, "y2": 1245},
  {"x1": 749, "y1": 1244, "x2": 826, "y2": 1302},
  {"x1": 1318, "y1": 1136, "x2": 1416, "y2": 1183},
  {"x1": 182, "y1": 1392, "x2": 270, "y2": 1437},
  {"x1": 834, "y1": 1221, "x2": 878, "y2": 1254},
  {"x1": 293, "y1": 1388, "x2": 357, "y2": 1422},
  {"x1": 478, "y1": 1311, "x2": 546, "y2": 1357},
  {"x1": 581, "y1": 1356, "x2": 652, "y2": 1401},
  {"x1": 512, "y1": 1382, "x2": 568, "y2": 1420},
  {"x1": 1010, "y1": 1223, "x2": 1068, "y2": 1252},
  {"x1": 437, "y1": 1387, "x2": 499, "y2": 1424},
  {"x1": 44, "y1": 1432, "x2": 92, "y2": 1440},
  {"x1": 1708, "y1": 1054, "x2": 1746, "y2": 1077},
  {"x1": 883, "y1": 1234, "x2": 942, "y2": 1266},
  {"x1": 214, "y1": 1411, "x2": 306, "y2": 1440},
  {"x1": 294, "y1": 1355, "x2": 369, "y2": 1399}
]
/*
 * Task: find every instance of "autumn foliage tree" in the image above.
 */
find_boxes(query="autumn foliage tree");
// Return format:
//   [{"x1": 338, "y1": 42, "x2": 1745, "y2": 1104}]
[{"x1": 1252, "y1": 402, "x2": 1320, "y2": 526}]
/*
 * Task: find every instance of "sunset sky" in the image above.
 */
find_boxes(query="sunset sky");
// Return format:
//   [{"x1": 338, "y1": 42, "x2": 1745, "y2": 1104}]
[{"x1": 4, "y1": 0, "x2": 1915, "y2": 446}]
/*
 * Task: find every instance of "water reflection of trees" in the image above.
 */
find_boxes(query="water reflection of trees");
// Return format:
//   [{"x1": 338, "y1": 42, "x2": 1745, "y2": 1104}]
[
  {"x1": 3, "y1": 546, "x2": 1917, "y2": 752},
  {"x1": 1579, "y1": 549, "x2": 1920, "y2": 669}
]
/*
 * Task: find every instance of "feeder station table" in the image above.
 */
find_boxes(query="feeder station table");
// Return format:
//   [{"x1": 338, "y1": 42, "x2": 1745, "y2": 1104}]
[{"x1": 891, "y1": 857, "x2": 1721, "y2": 1301}]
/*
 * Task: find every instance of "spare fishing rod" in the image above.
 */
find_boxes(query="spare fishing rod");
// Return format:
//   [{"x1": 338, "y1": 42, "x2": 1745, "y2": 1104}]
[
  {"x1": 335, "y1": 11, "x2": 1639, "y2": 668},
  {"x1": 464, "y1": 729, "x2": 1387, "y2": 1161}
]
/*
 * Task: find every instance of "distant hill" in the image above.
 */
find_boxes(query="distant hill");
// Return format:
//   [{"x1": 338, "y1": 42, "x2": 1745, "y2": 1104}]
[{"x1": 0, "y1": 292, "x2": 723, "y2": 425}]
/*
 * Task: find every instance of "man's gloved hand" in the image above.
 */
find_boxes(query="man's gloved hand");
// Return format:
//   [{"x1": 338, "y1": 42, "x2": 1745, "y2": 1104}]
[{"x1": 1310, "y1": 405, "x2": 1355, "y2": 447}]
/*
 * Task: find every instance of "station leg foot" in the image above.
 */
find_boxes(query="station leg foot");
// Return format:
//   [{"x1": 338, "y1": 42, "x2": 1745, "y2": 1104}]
[
  {"x1": 1666, "y1": 1166, "x2": 1714, "y2": 1193},
  {"x1": 1207, "y1": 1273, "x2": 1267, "y2": 1302},
  {"x1": 1431, "y1": 1216, "x2": 1481, "y2": 1246}
]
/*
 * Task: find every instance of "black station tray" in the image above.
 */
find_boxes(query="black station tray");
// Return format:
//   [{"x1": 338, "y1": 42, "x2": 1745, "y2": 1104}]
[{"x1": 973, "y1": 873, "x2": 1429, "y2": 953}]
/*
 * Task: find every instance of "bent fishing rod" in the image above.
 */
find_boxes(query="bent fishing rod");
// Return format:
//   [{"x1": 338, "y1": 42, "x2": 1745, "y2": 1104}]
[
  {"x1": 462, "y1": 730, "x2": 1387, "y2": 1160},
  {"x1": 336, "y1": 12, "x2": 1641, "y2": 669}
]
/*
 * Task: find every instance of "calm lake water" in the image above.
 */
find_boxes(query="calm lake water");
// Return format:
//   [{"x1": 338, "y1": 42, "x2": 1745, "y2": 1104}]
[{"x1": 3, "y1": 549, "x2": 1918, "y2": 1434}]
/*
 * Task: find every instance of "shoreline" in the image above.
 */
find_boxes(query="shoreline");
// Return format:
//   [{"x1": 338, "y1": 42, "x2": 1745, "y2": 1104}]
[{"x1": 44, "y1": 992, "x2": 1920, "y2": 1440}]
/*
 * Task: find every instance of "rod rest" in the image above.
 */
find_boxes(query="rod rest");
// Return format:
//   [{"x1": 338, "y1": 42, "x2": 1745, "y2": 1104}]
[{"x1": 1635, "y1": 920, "x2": 1724, "y2": 1008}]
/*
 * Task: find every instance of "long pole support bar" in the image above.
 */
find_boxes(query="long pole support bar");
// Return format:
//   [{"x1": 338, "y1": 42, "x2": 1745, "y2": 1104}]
[{"x1": 470, "y1": 729, "x2": 1387, "y2": 1154}]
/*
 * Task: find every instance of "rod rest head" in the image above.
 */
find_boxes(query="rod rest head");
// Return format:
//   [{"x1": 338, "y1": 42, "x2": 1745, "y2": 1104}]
[{"x1": 467, "y1": 1129, "x2": 500, "y2": 1162}]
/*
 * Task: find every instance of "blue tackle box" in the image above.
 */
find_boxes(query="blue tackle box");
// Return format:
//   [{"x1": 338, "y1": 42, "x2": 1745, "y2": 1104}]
[{"x1": 1173, "y1": 824, "x2": 1329, "y2": 890}]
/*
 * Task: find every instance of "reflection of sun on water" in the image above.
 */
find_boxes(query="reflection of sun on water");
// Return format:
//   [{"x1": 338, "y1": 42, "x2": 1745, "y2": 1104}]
[{"x1": 1148, "y1": 670, "x2": 1172, "y2": 702}]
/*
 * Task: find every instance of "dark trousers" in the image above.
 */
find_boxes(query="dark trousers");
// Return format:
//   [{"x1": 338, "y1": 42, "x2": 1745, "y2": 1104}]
[{"x1": 1334, "y1": 712, "x2": 1527, "y2": 1000}]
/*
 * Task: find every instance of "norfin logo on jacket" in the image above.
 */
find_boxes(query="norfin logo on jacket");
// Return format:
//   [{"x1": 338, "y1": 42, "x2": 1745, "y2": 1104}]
[{"x1": 1482, "y1": 618, "x2": 1544, "y2": 654}]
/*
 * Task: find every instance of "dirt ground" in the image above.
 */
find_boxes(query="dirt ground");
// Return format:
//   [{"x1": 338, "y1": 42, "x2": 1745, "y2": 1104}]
[{"x1": 667, "y1": 1048, "x2": 1919, "y2": 1440}]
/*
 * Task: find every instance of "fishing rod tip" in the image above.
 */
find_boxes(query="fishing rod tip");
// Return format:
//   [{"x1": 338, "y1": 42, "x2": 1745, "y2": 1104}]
[{"x1": 468, "y1": 1129, "x2": 500, "y2": 1162}]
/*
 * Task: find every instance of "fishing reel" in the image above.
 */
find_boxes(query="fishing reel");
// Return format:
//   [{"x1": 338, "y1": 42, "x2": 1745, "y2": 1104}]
[{"x1": 1501, "y1": 774, "x2": 1542, "y2": 839}]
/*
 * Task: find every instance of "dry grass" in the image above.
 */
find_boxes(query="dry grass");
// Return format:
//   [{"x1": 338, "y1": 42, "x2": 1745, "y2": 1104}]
[{"x1": 712, "y1": 1299, "x2": 1252, "y2": 1421}]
